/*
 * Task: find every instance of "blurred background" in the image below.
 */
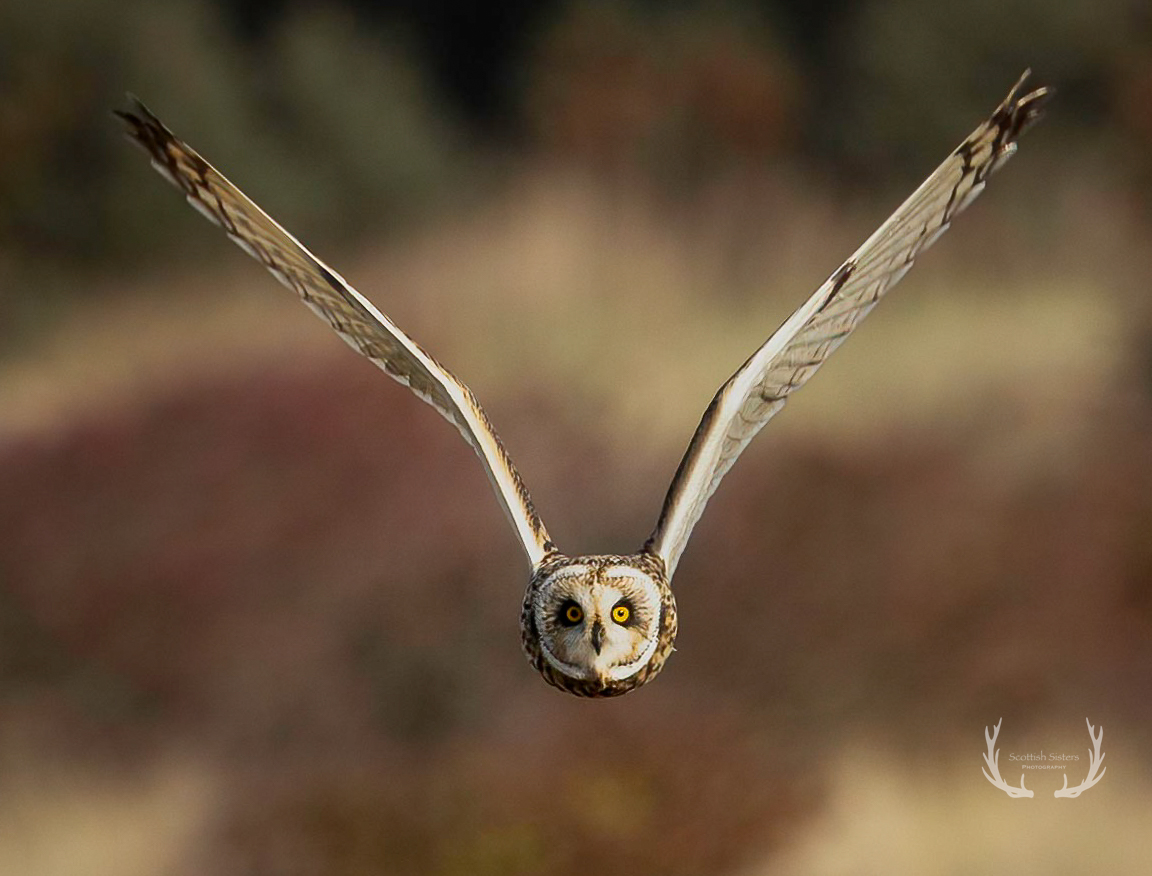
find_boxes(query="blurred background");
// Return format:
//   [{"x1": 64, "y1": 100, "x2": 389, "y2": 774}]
[{"x1": 3, "y1": 0, "x2": 1152, "y2": 873}]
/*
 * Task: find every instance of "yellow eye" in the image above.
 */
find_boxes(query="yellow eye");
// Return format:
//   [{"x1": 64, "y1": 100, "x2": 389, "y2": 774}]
[
  {"x1": 564, "y1": 604, "x2": 583, "y2": 624},
  {"x1": 612, "y1": 604, "x2": 631, "y2": 624}
]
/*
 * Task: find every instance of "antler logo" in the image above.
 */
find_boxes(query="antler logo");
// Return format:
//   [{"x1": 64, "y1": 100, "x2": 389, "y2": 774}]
[
  {"x1": 981, "y1": 718, "x2": 1107, "y2": 799},
  {"x1": 982, "y1": 718, "x2": 1033, "y2": 798},
  {"x1": 1055, "y1": 718, "x2": 1107, "y2": 798}
]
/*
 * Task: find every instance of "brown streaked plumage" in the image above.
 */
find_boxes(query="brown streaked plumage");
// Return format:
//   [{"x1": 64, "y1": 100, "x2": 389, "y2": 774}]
[
  {"x1": 118, "y1": 73, "x2": 1048, "y2": 697},
  {"x1": 520, "y1": 552, "x2": 676, "y2": 697}
]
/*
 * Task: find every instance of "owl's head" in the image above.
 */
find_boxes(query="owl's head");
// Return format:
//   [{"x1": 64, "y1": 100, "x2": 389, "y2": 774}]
[{"x1": 522, "y1": 556, "x2": 677, "y2": 697}]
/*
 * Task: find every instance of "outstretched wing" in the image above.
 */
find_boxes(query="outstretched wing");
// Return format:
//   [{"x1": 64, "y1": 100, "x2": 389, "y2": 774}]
[
  {"x1": 646, "y1": 72, "x2": 1050, "y2": 579},
  {"x1": 117, "y1": 98, "x2": 554, "y2": 567}
]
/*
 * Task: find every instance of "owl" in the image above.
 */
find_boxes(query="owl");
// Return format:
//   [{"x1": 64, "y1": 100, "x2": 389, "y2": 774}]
[{"x1": 118, "y1": 72, "x2": 1048, "y2": 697}]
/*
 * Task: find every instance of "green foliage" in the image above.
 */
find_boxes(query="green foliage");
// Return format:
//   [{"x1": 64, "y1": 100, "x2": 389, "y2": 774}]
[
  {"x1": 4, "y1": 0, "x2": 1148, "y2": 280},
  {"x1": 0, "y1": 0, "x2": 461, "y2": 273}
]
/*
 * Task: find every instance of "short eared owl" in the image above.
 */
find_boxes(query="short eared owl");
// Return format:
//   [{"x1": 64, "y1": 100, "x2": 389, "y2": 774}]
[{"x1": 118, "y1": 72, "x2": 1048, "y2": 697}]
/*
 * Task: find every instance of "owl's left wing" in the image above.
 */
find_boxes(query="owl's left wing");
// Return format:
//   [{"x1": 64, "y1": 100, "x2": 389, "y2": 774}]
[
  {"x1": 646, "y1": 72, "x2": 1049, "y2": 579},
  {"x1": 116, "y1": 98, "x2": 555, "y2": 567}
]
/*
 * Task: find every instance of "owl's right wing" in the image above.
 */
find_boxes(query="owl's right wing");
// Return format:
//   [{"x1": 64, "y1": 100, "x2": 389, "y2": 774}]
[
  {"x1": 117, "y1": 98, "x2": 554, "y2": 568},
  {"x1": 645, "y1": 72, "x2": 1049, "y2": 579}
]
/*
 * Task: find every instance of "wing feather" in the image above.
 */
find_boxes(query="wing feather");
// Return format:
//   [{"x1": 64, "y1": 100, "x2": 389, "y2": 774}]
[
  {"x1": 117, "y1": 98, "x2": 554, "y2": 567},
  {"x1": 646, "y1": 72, "x2": 1050, "y2": 578}
]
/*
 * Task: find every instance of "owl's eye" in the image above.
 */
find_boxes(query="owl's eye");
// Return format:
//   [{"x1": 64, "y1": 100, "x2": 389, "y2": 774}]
[
  {"x1": 611, "y1": 603, "x2": 631, "y2": 625},
  {"x1": 560, "y1": 602, "x2": 583, "y2": 625}
]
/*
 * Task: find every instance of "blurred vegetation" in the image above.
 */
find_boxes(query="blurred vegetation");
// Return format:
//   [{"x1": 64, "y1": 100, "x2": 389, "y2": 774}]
[
  {"x1": 3, "y1": 2, "x2": 1152, "y2": 875},
  {"x1": 3, "y1": 357, "x2": 1152, "y2": 875},
  {"x1": 522, "y1": 3, "x2": 800, "y2": 181},
  {"x1": 0, "y1": 0, "x2": 461, "y2": 341},
  {"x1": 2, "y1": 0, "x2": 1151, "y2": 281},
  {"x1": 1, "y1": 0, "x2": 1150, "y2": 367}
]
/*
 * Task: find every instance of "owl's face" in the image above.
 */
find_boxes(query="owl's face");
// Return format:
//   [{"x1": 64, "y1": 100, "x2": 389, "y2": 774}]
[{"x1": 524, "y1": 558, "x2": 675, "y2": 696}]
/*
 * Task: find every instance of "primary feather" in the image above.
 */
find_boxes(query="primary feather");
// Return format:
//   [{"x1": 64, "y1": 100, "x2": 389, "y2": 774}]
[
  {"x1": 116, "y1": 99, "x2": 554, "y2": 567},
  {"x1": 646, "y1": 72, "x2": 1050, "y2": 578}
]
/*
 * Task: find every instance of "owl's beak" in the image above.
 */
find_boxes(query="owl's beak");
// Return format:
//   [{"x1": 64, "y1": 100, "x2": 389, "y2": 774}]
[{"x1": 590, "y1": 620, "x2": 605, "y2": 654}]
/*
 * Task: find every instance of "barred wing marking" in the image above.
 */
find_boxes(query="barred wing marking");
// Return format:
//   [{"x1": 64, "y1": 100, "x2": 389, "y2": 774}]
[
  {"x1": 116, "y1": 99, "x2": 554, "y2": 567},
  {"x1": 646, "y1": 72, "x2": 1050, "y2": 579}
]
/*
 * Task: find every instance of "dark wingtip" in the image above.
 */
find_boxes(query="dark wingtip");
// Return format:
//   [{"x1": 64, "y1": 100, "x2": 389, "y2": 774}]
[
  {"x1": 113, "y1": 93, "x2": 145, "y2": 126},
  {"x1": 1002, "y1": 70, "x2": 1052, "y2": 142},
  {"x1": 1007, "y1": 68, "x2": 1032, "y2": 101},
  {"x1": 113, "y1": 94, "x2": 178, "y2": 159},
  {"x1": 114, "y1": 94, "x2": 168, "y2": 131}
]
